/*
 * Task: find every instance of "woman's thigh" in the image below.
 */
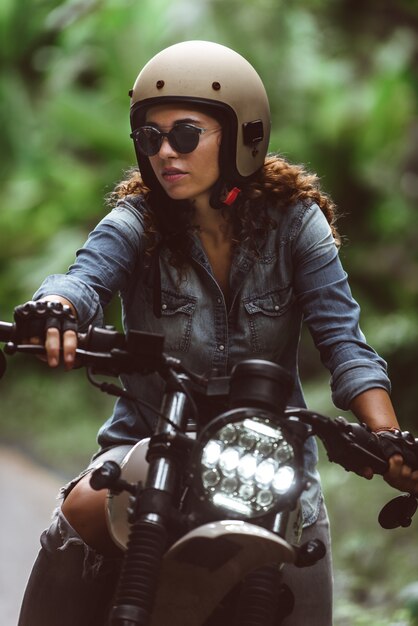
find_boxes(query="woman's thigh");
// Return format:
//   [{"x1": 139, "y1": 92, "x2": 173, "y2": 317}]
[{"x1": 61, "y1": 444, "x2": 134, "y2": 555}]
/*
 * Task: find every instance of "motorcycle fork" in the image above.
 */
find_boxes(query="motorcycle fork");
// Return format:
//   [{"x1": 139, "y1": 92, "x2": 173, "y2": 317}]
[{"x1": 109, "y1": 387, "x2": 190, "y2": 626}]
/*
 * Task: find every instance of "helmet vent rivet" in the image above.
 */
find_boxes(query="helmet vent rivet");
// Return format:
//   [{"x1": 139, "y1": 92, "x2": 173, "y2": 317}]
[
  {"x1": 212, "y1": 81, "x2": 221, "y2": 91},
  {"x1": 156, "y1": 80, "x2": 165, "y2": 89}
]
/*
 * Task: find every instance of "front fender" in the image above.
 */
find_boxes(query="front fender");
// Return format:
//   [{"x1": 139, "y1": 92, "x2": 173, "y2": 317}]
[{"x1": 151, "y1": 520, "x2": 295, "y2": 626}]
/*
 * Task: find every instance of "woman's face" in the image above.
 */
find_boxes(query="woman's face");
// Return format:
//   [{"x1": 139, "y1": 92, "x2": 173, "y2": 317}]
[{"x1": 145, "y1": 104, "x2": 222, "y2": 209}]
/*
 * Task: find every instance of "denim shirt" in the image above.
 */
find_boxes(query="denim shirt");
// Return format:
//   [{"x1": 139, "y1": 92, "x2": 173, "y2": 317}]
[{"x1": 34, "y1": 196, "x2": 390, "y2": 526}]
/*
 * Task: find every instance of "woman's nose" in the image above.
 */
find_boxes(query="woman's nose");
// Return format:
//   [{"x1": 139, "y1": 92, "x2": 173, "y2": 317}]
[{"x1": 158, "y1": 136, "x2": 178, "y2": 158}]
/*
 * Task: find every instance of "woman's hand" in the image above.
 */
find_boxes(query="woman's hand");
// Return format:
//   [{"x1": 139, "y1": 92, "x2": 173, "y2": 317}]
[
  {"x1": 349, "y1": 388, "x2": 418, "y2": 496},
  {"x1": 43, "y1": 322, "x2": 78, "y2": 370},
  {"x1": 364, "y1": 454, "x2": 418, "y2": 496},
  {"x1": 15, "y1": 297, "x2": 78, "y2": 370},
  {"x1": 37, "y1": 296, "x2": 78, "y2": 370},
  {"x1": 383, "y1": 455, "x2": 418, "y2": 496}
]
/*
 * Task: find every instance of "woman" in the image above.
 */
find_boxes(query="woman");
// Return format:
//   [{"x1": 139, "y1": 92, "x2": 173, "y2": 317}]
[{"x1": 18, "y1": 41, "x2": 418, "y2": 626}]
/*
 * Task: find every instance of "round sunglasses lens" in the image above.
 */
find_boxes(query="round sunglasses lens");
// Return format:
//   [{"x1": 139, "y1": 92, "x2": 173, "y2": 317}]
[
  {"x1": 136, "y1": 127, "x2": 161, "y2": 156},
  {"x1": 171, "y1": 125, "x2": 200, "y2": 153}
]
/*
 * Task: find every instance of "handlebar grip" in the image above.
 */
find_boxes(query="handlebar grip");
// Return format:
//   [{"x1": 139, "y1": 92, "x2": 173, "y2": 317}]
[
  {"x1": 0, "y1": 318, "x2": 125, "y2": 353},
  {"x1": 79, "y1": 326, "x2": 127, "y2": 352},
  {"x1": 317, "y1": 417, "x2": 389, "y2": 476}
]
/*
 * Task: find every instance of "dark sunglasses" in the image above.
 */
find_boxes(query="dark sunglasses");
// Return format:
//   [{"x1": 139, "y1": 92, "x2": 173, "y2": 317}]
[{"x1": 130, "y1": 123, "x2": 221, "y2": 157}]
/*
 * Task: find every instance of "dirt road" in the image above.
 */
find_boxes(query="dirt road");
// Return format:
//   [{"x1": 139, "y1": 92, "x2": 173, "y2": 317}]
[{"x1": 0, "y1": 446, "x2": 62, "y2": 626}]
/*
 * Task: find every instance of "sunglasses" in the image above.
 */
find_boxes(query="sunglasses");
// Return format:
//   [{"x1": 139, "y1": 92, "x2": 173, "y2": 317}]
[{"x1": 130, "y1": 123, "x2": 221, "y2": 157}]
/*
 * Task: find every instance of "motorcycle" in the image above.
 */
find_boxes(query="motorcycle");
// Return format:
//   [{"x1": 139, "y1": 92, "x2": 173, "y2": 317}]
[{"x1": 1, "y1": 305, "x2": 417, "y2": 626}]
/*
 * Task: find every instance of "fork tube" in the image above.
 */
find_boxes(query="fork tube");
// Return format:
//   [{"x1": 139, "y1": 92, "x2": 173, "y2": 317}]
[
  {"x1": 147, "y1": 388, "x2": 190, "y2": 492},
  {"x1": 110, "y1": 385, "x2": 190, "y2": 626}
]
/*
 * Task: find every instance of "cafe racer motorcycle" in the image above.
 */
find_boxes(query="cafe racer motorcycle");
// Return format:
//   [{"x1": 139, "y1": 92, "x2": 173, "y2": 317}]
[{"x1": 1, "y1": 302, "x2": 417, "y2": 626}]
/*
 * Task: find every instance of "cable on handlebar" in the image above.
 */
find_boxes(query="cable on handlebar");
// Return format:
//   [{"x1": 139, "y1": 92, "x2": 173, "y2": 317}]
[{"x1": 86, "y1": 368, "x2": 185, "y2": 434}]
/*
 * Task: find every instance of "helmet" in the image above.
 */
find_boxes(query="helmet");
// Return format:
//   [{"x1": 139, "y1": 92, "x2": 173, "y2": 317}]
[{"x1": 129, "y1": 41, "x2": 271, "y2": 193}]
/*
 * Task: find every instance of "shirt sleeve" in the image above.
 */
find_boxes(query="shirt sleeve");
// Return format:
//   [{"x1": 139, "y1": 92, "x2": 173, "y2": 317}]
[
  {"x1": 33, "y1": 200, "x2": 146, "y2": 331},
  {"x1": 291, "y1": 202, "x2": 391, "y2": 410}
]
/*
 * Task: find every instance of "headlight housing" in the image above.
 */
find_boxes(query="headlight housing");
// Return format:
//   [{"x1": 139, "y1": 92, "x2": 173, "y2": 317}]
[{"x1": 191, "y1": 409, "x2": 304, "y2": 520}]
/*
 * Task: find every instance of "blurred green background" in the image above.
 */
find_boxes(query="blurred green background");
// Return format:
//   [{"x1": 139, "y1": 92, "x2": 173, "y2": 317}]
[{"x1": 1, "y1": 0, "x2": 417, "y2": 624}]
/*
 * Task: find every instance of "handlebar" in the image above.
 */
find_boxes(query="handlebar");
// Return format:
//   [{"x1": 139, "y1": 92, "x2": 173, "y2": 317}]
[
  {"x1": 0, "y1": 320, "x2": 122, "y2": 350},
  {"x1": 1, "y1": 320, "x2": 417, "y2": 459},
  {"x1": 0, "y1": 322, "x2": 167, "y2": 377},
  {"x1": 1, "y1": 318, "x2": 418, "y2": 529}
]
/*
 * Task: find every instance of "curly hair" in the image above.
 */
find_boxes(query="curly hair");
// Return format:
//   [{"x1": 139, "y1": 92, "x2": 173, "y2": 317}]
[{"x1": 108, "y1": 154, "x2": 340, "y2": 268}]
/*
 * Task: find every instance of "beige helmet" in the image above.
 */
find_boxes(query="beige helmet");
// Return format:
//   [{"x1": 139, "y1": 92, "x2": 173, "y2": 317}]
[{"x1": 129, "y1": 41, "x2": 271, "y2": 193}]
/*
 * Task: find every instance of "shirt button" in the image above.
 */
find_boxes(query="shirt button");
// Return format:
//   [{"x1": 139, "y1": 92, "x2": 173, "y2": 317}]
[
  {"x1": 161, "y1": 304, "x2": 167, "y2": 310},
  {"x1": 217, "y1": 298, "x2": 222, "y2": 304},
  {"x1": 274, "y1": 305, "x2": 279, "y2": 311},
  {"x1": 219, "y1": 344, "x2": 225, "y2": 351}
]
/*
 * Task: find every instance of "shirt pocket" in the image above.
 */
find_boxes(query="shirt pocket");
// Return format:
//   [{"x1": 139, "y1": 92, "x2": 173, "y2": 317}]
[
  {"x1": 243, "y1": 286, "x2": 294, "y2": 353},
  {"x1": 159, "y1": 290, "x2": 197, "y2": 352}
]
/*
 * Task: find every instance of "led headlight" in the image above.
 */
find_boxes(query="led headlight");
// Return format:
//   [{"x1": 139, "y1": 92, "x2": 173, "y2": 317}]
[{"x1": 195, "y1": 413, "x2": 301, "y2": 519}]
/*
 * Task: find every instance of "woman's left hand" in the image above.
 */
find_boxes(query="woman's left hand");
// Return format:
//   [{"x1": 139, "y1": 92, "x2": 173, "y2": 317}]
[
  {"x1": 363, "y1": 455, "x2": 418, "y2": 496},
  {"x1": 349, "y1": 389, "x2": 418, "y2": 496},
  {"x1": 383, "y1": 454, "x2": 418, "y2": 496}
]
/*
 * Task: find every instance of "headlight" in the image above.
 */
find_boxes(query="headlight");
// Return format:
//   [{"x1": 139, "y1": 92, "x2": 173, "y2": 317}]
[{"x1": 194, "y1": 412, "x2": 302, "y2": 519}]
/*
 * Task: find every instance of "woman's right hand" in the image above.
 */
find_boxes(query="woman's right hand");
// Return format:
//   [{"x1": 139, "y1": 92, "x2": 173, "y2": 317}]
[
  {"x1": 15, "y1": 297, "x2": 78, "y2": 370},
  {"x1": 39, "y1": 296, "x2": 78, "y2": 370}
]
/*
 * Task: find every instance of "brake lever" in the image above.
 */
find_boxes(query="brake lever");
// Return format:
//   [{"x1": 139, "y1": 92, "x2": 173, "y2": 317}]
[
  {"x1": 4, "y1": 343, "x2": 46, "y2": 357},
  {"x1": 3, "y1": 342, "x2": 125, "y2": 378}
]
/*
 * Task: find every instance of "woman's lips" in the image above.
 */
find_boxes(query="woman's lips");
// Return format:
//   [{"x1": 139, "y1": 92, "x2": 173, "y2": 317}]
[{"x1": 162, "y1": 168, "x2": 187, "y2": 182}]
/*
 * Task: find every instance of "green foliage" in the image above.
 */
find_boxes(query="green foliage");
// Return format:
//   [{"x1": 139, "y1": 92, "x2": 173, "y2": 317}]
[
  {"x1": 0, "y1": 357, "x2": 114, "y2": 476},
  {"x1": 321, "y1": 451, "x2": 418, "y2": 625},
  {"x1": 0, "y1": 0, "x2": 176, "y2": 310}
]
